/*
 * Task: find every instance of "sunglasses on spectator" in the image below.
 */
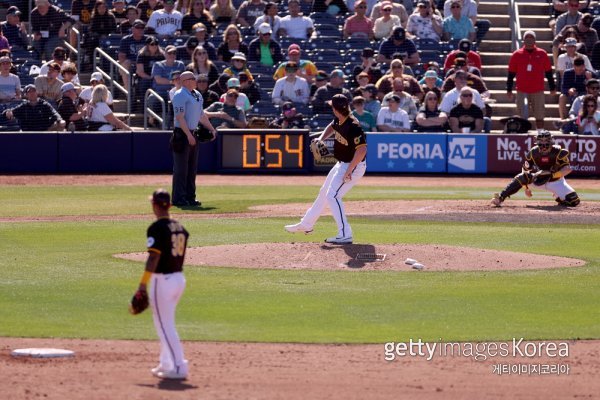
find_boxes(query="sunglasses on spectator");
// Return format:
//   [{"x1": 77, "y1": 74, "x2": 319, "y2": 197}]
[
  {"x1": 226, "y1": 93, "x2": 238, "y2": 98},
  {"x1": 167, "y1": 51, "x2": 177, "y2": 55},
  {"x1": 461, "y1": 93, "x2": 472, "y2": 97},
  {"x1": 451, "y1": 4, "x2": 461, "y2": 8},
  {"x1": 586, "y1": 103, "x2": 596, "y2": 107},
  {"x1": 356, "y1": 5, "x2": 366, "y2": 8},
  {"x1": 149, "y1": 43, "x2": 158, "y2": 46},
  {"x1": 392, "y1": 65, "x2": 402, "y2": 69},
  {"x1": 418, "y1": 4, "x2": 430, "y2": 8},
  {"x1": 383, "y1": 8, "x2": 392, "y2": 11}
]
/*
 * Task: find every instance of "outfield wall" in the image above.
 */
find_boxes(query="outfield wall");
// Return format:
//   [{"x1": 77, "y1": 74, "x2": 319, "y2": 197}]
[{"x1": 1, "y1": 131, "x2": 598, "y2": 176}]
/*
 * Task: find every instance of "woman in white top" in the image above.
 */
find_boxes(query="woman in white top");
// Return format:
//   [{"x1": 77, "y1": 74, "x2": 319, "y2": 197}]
[{"x1": 86, "y1": 84, "x2": 131, "y2": 131}]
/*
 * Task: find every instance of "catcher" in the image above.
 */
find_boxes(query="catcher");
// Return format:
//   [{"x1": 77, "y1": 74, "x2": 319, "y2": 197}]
[
  {"x1": 130, "y1": 189, "x2": 190, "y2": 380},
  {"x1": 491, "y1": 130, "x2": 580, "y2": 207},
  {"x1": 285, "y1": 94, "x2": 367, "y2": 244}
]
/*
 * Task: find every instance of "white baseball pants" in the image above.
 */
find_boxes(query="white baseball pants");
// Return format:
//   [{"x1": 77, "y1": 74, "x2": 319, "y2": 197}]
[
  {"x1": 535, "y1": 177, "x2": 575, "y2": 200},
  {"x1": 300, "y1": 160, "x2": 367, "y2": 238},
  {"x1": 150, "y1": 272, "x2": 187, "y2": 375}
]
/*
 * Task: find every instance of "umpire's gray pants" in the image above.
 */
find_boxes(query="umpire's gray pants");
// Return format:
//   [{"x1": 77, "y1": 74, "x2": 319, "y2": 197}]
[{"x1": 172, "y1": 137, "x2": 199, "y2": 205}]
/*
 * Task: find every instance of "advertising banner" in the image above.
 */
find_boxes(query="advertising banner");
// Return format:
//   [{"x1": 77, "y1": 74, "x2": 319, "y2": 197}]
[
  {"x1": 447, "y1": 134, "x2": 488, "y2": 173},
  {"x1": 366, "y1": 133, "x2": 447, "y2": 173}
]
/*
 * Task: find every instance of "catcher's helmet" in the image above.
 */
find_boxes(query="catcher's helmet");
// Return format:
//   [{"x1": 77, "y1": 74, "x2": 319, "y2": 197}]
[{"x1": 536, "y1": 130, "x2": 553, "y2": 151}]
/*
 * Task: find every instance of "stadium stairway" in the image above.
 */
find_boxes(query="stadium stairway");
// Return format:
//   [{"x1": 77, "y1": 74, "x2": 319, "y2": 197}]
[{"x1": 478, "y1": 0, "x2": 559, "y2": 132}]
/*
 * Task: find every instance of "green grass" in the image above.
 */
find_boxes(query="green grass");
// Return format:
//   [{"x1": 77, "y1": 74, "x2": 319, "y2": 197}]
[{"x1": 1, "y1": 205, "x2": 599, "y2": 343}]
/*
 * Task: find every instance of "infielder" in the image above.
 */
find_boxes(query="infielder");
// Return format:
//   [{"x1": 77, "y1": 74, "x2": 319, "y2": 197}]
[
  {"x1": 491, "y1": 130, "x2": 580, "y2": 207},
  {"x1": 136, "y1": 189, "x2": 190, "y2": 380},
  {"x1": 285, "y1": 94, "x2": 367, "y2": 244}
]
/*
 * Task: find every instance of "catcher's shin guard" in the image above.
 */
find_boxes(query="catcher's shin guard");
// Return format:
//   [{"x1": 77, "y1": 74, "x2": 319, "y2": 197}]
[
  {"x1": 499, "y1": 178, "x2": 523, "y2": 201},
  {"x1": 557, "y1": 191, "x2": 580, "y2": 207}
]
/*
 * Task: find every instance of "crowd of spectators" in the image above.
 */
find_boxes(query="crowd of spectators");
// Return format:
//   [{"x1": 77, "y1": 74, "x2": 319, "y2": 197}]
[{"x1": 19, "y1": 0, "x2": 600, "y2": 134}]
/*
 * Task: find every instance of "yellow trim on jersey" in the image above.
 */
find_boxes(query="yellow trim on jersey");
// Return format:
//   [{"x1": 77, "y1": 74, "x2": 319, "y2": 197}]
[
  {"x1": 338, "y1": 114, "x2": 349, "y2": 125},
  {"x1": 148, "y1": 248, "x2": 161, "y2": 254},
  {"x1": 355, "y1": 143, "x2": 367, "y2": 149}
]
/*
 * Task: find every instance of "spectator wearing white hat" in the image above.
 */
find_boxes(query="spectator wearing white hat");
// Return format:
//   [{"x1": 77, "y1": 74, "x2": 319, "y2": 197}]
[
  {"x1": 79, "y1": 72, "x2": 114, "y2": 105},
  {"x1": 57, "y1": 82, "x2": 86, "y2": 131},
  {"x1": 272, "y1": 61, "x2": 310, "y2": 106},
  {"x1": 224, "y1": 51, "x2": 254, "y2": 80},
  {"x1": 277, "y1": 0, "x2": 314, "y2": 40},
  {"x1": 219, "y1": 77, "x2": 252, "y2": 111},
  {"x1": 557, "y1": 37, "x2": 594, "y2": 78},
  {"x1": 247, "y1": 23, "x2": 283, "y2": 67},
  {"x1": 147, "y1": 0, "x2": 182, "y2": 38}
]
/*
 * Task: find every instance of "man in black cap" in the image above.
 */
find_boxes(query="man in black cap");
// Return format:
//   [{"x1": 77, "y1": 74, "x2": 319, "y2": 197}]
[
  {"x1": 118, "y1": 19, "x2": 150, "y2": 90},
  {"x1": 352, "y1": 47, "x2": 383, "y2": 88},
  {"x1": 4, "y1": 84, "x2": 65, "y2": 131},
  {"x1": 209, "y1": 73, "x2": 231, "y2": 96},
  {"x1": 285, "y1": 94, "x2": 367, "y2": 245},
  {"x1": 1, "y1": 6, "x2": 28, "y2": 50},
  {"x1": 57, "y1": 82, "x2": 86, "y2": 131},
  {"x1": 443, "y1": 38, "x2": 482, "y2": 73},
  {"x1": 376, "y1": 26, "x2": 420, "y2": 66},
  {"x1": 176, "y1": 36, "x2": 200, "y2": 65},
  {"x1": 269, "y1": 101, "x2": 305, "y2": 129}
]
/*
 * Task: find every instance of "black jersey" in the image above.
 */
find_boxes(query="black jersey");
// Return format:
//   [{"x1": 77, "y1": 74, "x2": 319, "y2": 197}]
[
  {"x1": 331, "y1": 114, "x2": 367, "y2": 163},
  {"x1": 147, "y1": 217, "x2": 189, "y2": 274},
  {"x1": 523, "y1": 145, "x2": 570, "y2": 182}
]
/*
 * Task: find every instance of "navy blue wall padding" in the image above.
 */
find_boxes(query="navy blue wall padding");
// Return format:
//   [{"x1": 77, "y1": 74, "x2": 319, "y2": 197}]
[
  {"x1": 0, "y1": 133, "x2": 58, "y2": 173},
  {"x1": 197, "y1": 140, "x2": 218, "y2": 172},
  {"x1": 58, "y1": 133, "x2": 133, "y2": 173},
  {"x1": 132, "y1": 131, "x2": 173, "y2": 172}
]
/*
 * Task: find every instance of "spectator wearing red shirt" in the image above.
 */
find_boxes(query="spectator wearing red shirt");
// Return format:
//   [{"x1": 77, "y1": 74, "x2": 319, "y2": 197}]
[
  {"x1": 443, "y1": 39, "x2": 481, "y2": 73},
  {"x1": 506, "y1": 30, "x2": 556, "y2": 130},
  {"x1": 343, "y1": 0, "x2": 375, "y2": 40}
]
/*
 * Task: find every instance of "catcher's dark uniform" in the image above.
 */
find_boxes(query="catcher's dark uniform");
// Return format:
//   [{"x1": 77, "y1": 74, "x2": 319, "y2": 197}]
[
  {"x1": 495, "y1": 143, "x2": 579, "y2": 206},
  {"x1": 147, "y1": 216, "x2": 189, "y2": 376}
]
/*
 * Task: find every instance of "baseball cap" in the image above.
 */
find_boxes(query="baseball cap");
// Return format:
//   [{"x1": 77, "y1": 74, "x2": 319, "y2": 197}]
[
  {"x1": 239, "y1": 72, "x2": 249, "y2": 82},
  {"x1": 416, "y1": 0, "x2": 428, "y2": 6},
  {"x1": 574, "y1": 57, "x2": 585, "y2": 66},
  {"x1": 165, "y1": 45, "x2": 177, "y2": 53},
  {"x1": 61, "y1": 82, "x2": 76, "y2": 93},
  {"x1": 327, "y1": 94, "x2": 350, "y2": 109},
  {"x1": 330, "y1": 69, "x2": 346, "y2": 79},
  {"x1": 150, "y1": 189, "x2": 171, "y2": 207},
  {"x1": 227, "y1": 77, "x2": 240, "y2": 88},
  {"x1": 352, "y1": 95, "x2": 365, "y2": 104},
  {"x1": 362, "y1": 47, "x2": 375, "y2": 58},
  {"x1": 285, "y1": 61, "x2": 299, "y2": 70},
  {"x1": 458, "y1": 39, "x2": 472, "y2": 52},
  {"x1": 164, "y1": 0, "x2": 175, "y2": 4},
  {"x1": 90, "y1": 72, "x2": 103, "y2": 82},
  {"x1": 289, "y1": 48, "x2": 300, "y2": 55},
  {"x1": 169, "y1": 70, "x2": 182, "y2": 80},
  {"x1": 232, "y1": 52, "x2": 246, "y2": 61},
  {"x1": 454, "y1": 57, "x2": 467, "y2": 67},
  {"x1": 424, "y1": 70, "x2": 438, "y2": 79},
  {"x1": 388, "y1": 94, "x2": 401, "y2": 103},
  {"x1": 393, "y1": 26, "x2": 406, "y2": 41},
  {"x1": 362, "y1": 83, "x2": 377, "y2": 95},
  {"x1": 315, "y1": 70, "x2": 329, "y2": 81},
  {"x1": 6, "y1": 6, "x2": 21, "y2": 16},
  {"x1": 0, "y1": 55, "x2": 11, "y2": 63},
  {"x1": 565, "y1": 37, "x2": 577, "y2": 46},
  {"x1": 193, "y1": 23, "x2": 207, "y2": 33},
  {"x1": 133, "y1": 19, "x2": 146, "y2": 28},
  {"x1": 258, "y1": 23, "x2": 272, "y2": 35},
  {"x1": 282, "y1": 101, "x2": 294, "y2": 111},
  {"x1": 523, "y1": 30, "x2": 536, "y2": 40},
  {"x1": 53, "y1": 46, "x2": 66, "y2": 58},
  {"x1": 382, "y1": 3, "x2": 393, "y2": 11},
  {"x1": 23, "y1": 84, "x2": 36, "y2": 94},
  {"x1": 582, "y1": 13, "x2": 593, "y2": 26},
  {"x1": 113, "y1": 0, "x2": 125, "y2": 3}
]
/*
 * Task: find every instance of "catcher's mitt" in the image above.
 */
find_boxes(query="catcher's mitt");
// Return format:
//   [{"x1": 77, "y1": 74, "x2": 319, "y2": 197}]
[
  {"x1": 310, "y1": 140, "x2": 331, "y2": 161},
  {"x1": 129, "y1": 289, "x2": 149, "y2": 315},
  {"x1": 193, "y1": 125, "x2": 215, "y2": 143},
  {"x1": 532, "y1": 170, "x2": 552, "y2": 186}
]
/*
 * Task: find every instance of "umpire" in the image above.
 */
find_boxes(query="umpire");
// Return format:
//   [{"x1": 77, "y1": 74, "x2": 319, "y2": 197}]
[{"x1": 171, "y1": 71, "x2": 217, "y2": 207}]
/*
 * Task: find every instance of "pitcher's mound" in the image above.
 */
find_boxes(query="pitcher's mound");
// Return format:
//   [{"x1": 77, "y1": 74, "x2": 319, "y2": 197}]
[{"x1": 118, "y1": 243, "x2": 585, "y2": 271}]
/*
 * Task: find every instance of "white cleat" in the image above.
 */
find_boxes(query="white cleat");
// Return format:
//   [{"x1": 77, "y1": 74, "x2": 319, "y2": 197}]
[
  {"x1": 285, "y1": 223, "x2": 313, "y2": 234},
  {"x1": 156, "y1": 369, "x2": 188, "y2": 380},
  {"x1": 325, "y1": 236, "x2": 353, "y2": 244},
  {"x1": 490, "y1": 193, "x2": 503, "y2": 207},
  {"x1": 151, "y1": 365, "x2": 167, "y2": 377}
]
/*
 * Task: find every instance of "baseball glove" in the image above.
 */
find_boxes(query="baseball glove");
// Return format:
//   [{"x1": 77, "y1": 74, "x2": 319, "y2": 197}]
[
  {"x1": 310, "y1": 140, "x2": 330, "y2": 161},
  {"x1": 193, "y1": 125, "x2": 215, "y2": 143},
  {"x1": 129, "y1": 289, "x2": 149, "y2": 315},
  {"x1": 532, "y1": 170, "x2": 552, "y2": 186}
]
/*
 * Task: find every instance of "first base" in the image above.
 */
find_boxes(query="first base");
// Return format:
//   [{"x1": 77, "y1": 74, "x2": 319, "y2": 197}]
[{"x1": 11, "y1": 348, "x2": 75, "y2": 358}]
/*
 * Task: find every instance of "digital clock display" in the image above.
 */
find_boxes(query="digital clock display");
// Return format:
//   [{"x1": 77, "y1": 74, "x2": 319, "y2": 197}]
[{"x1": 219, "y1": 130, "x2": 309, "y2": 171}]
